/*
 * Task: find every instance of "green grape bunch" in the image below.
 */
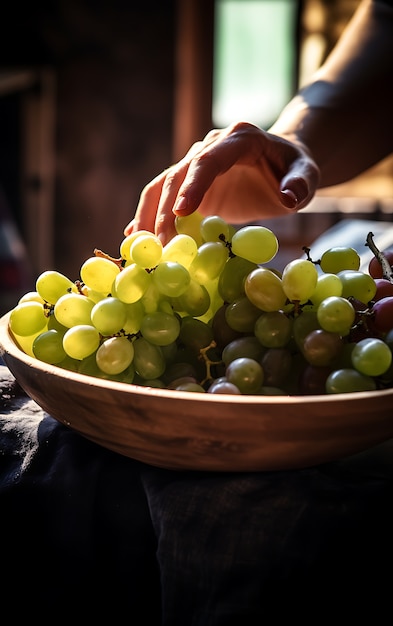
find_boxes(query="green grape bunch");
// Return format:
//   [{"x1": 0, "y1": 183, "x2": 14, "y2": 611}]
[{"x1": 7, "y1": 213, "x2": 393, "y2": 397}]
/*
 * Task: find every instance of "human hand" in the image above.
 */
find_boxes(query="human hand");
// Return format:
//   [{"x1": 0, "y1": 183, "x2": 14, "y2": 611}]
[{"x1": 125, "y1": 121, "x2": 320, "y2": 244}]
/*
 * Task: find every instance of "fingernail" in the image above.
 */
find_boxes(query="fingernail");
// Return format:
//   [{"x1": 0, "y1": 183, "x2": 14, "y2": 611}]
[
  {"x1": 173, "y1": 196, "x2": 188, "y2": 215},
  {"x1": 280, "y1": 189, "x2": 298, "y2": 209}
]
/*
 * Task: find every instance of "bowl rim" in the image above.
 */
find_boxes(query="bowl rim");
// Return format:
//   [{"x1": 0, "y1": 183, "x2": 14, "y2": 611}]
[{"x1": 1, "y1": 311, "x2": 392, "y2": 406}]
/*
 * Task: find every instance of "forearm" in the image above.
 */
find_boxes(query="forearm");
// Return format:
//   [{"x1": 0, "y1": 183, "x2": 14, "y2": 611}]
[{"x1": 269, "y1": 0, "x2": 393, "y2": 188}]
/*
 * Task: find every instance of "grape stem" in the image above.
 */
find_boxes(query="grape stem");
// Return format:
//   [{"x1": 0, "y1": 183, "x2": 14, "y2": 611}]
[
  {"x1": 94, "y1": 248, "x2": 124, "y2": 268},
  {"x1": 198, "y1": 340, "x2": 222, "y2": 385},
  {"x1": 366, "y1": 232, "x2": 393, "y2": 283}
]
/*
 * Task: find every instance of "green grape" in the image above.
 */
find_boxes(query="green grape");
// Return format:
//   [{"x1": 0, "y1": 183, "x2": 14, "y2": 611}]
[
  {"x1": 325, "y1": 368, "x2": 377, "y2": 394},
  {"x1": 11, "y1": 330, "x2": 45, "y2": 358},
  {"x1": 281, "y1": 259, "x2": 318, "y2": 302},
  {"x1": 244, "y1": 267, "x2": 287, "y2": 312},
  {"x1": 62, "y1": 324, "x2": 101, "y2": 360},
  {"x1": 79, "y1": 352, "x2": 135, "y2": 382},
  {"x1": 153, "y1": 261, "x2": 191, "y2": 298},
  {"x1": 91, "y1": 296, "x2": 127, "y2": 335},
  {"x1": 178, "y1": 316, "x2": 214, "y2": 354},
  {"x1": 231, "y1": 225, "x2": 278, "y2": 264},
  {"x1": 56, "y1": 355, "x2": 81, "y2": 373},
  {"x1": 317, "y1": 296, "x2": 355, "y2": 335},
  {"x1": 319, "y1": 246, "x2": 361, "y2": 273},
  {"x1": 351, "y1": 337, "x2": 392, "y2": 377},
  {"x1": 80, "y1": 286, "x2": 107, "y2": 303},
  {"x1": 302, "y1": 328, "x2": 344, "y2": 367},
  {"x1": 218, "y1": 256, "x2": 258, "y2": 303},
  {"x1": 130, "y1": 233, "x2": 163, "y2": 268},
  {"x1": 9, "y1": 302, "x2": 48, "y2": 337},
  {"x1": 222, "y1": 336, "x2": 266, "y2": 366},
  {"x1": 225, "y1": 357, "x2": 264, "y2": 394},
  {"x1": 188, "y1": 241, "x2": 229, "y2": 283},
  {"x1": 175, "y1": 211, "x2": 204, "y2": 246},
  {"x1": 161, "y1": 234, "x2": 198, "y2": 268},
  {"x1": 80, "y1": 256, "x2": 121, "y2": 294},
  {"x1": 32, "y1": 329, "x2": 67, "y2": 364},
  {"x1": 170, "y1": 279, "x2": 211, "y2": 317},
  {"x1": 200, "y1": 215, "x2": 230, "y2": 243},
  {"x1": 225, "y1": 296, "x2": 262, "y2": 333},
  {"x1": 54, "y1": 292, "x2": 95, "y2": 328},
  {"x1": 18, "y1": 291, "x2": 45, "y2": 305},
  {"x1": 140, "y1": 311, "x2": 181, "y2": 346},
  {"x1": 337, "y1": 270, "x2": 377, "y2": 304},
  {"x1": 310, "y1": 273, "x2": 343, "y2": 307},
  {"x1": 132, "y1": 336, "x2": 166, "y2": 379},
  {"x1": 47, "y1": 311, "x2": 68, "y2": 334},
  {"x1": 96, "y1": 335, "x2": 135, "y2": 375},
  {"x1": 254, "y1": 311, "x2": 293, "y2": 348},
  {"x1": 140, "y1": 282, "x2": 165, "y2": 314},
  {"x1": 119, "y1": 230, "x2": 152, "y2": 262},
  {"x1": 114, "y1": 262, "x2": 152, "y2": 303},
  {"x1": 123, "y1": 300, "x2": 145, "y2": 334},
  {"x1": 36, "y1": 270, "x2": 76, "y2": 305}
]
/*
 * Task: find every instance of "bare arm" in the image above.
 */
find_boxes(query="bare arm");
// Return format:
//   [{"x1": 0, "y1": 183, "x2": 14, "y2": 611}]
[{"x1": 270, "y1": 0, "x2": 393, "y2": 187}]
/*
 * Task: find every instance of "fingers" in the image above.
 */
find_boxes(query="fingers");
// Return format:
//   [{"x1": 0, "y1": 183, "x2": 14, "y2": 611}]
[{"x1": 280, "y1": 159, "x2": 320, "y2": 210}]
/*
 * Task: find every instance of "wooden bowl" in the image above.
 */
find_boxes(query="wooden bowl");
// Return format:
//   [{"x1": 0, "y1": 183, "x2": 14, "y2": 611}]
[{"x1": 1, "y1": 312, "x2": 393, "y2": 472}]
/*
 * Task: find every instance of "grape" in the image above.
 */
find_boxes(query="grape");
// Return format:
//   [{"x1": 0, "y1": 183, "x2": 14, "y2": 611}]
[
  {"x1": 225, "y1": 357, "x2": 264, "y2": 394},
  {"x1": 254, "y1": 311, "x2": 292, "y2": 348},
  {"x1": 18, "y1": 291, "x2": 46, "y2": 305},
  {"x1": 337, "y1": 269, "x2": 377, "y2": 304},
  {"x1": 32, "y1": 329, "x2": 67, "y2": 364},
  {"x1": 373, "y1": 279, "x2": 393, "y2": 301},
  {"x1": 218, "y1": 256, "x2": 258, "y2": 303},
  {"x1": 222, "y1": 336, "x2": 266, "y2": 366},
  {"x1": 123, "y1": 300, "x2": 146, "y2": 334},
  {"x1": 302, "y1": 329, "x2": 343, "y2": 367},
  {"x1": 119, "y1": 230, "x2": 152, "y2": 262},
  {"x1": 114, "y1": 262, "x2": 152, "y2": 303},
  {"x1": 175, "y1": 211, "x2": 204, "y2": 246},
  {"x1": 231, "y1": 225, "x2": 278, "y2": 264},
  {"x1": 170, "y1": 279, "x2": 211, "y2": 317},
  {"x1": 130, "y1": 233, "x2": 163, "y2": 268},
  {"x1": 371, "y1": 296, "x2": 393, "y2": 333},
  {"x1": 224, "y1": 296, "x2": 262, "y2": 333},
  {"x1": 54, "y1": 293, "x2": 95, "y2": 328},
  {"x1": 259, "y1": 348, "x2": 292, "y2": 387},
  {"x1": 178, "y1": 316, "x2": 214, "y2": 354},
  {"x1": 153, "y1": 261, "x2": 191, "y2": 297},
  {"x1": 311, "y1": 273, "x2": 343, "y2": 307},
  {"x1": 351, "y1": 337, "x2": 392, "y2": 377},
  {"x1": 140, "y1": 311, "x2": 181, "y2": 346},
  {"x1": 200, "y1": 215, "x2": 230, "y2": 243},
  {"x1": 9, "y1": 302, "x2": 48, "y2": 336},
  {"x1": 244, "y1": 267, "x2": 287, "y2": 312},
  {"x1": 292, "y1": 310, "x2": 321, "y2": 351},
  {"x1": 161, "y1": 234, "x2": 198, "y2": 267},
  {"x1": 63, "y1": 325, "x2": 101, "y2": 360},
  {"x1": 282, "y1": 259, "x2": 318, "y2": 302},
  {"x1": 91, "y1": 296, "x2": 127, "y2": 335},
  {"x1": 317, "y1": 296, "x2": 355, "y2": 335},
  {"x1": 188, "y1": 241, "x2": 228, "y2": 283},
  {"x1": 325, "y1": 368, "x2": 377, "y2": 394},
  {"x1": 319, "y1": 246, "x2": 360, "y2": 273},
  {"x1": 80, "y1": 256, "x2": 120, "y2": 294},
  {"x1": 173, "y1": 382, "x2": 206, "y2": 393},
  {"x1": 207, "y1": 379, "x2": 241, "y2": 395},
  {"x1": 368, "y1": 249, "x2": 393, "y2": 278},
  {"x1": 211, "y1": 304, "x2": 244, "y2": 350},
  {"x1": 36, "y1": 270, "x2": 76, "y2": 305},
  {"x1": 299, "y1": 365, "x2": 332, "y2": 395},
  {"x1": 96, "y1": 336, "x2": 135, "y2": 375},
  {"x1": 132, "y1": 337, "x2": 166, "y2": 379}
]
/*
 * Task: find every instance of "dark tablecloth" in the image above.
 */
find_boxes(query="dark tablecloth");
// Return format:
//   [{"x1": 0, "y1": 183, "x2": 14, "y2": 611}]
[{"x1": 1, "y1": 363, "x2": 393, "y2": 623}]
